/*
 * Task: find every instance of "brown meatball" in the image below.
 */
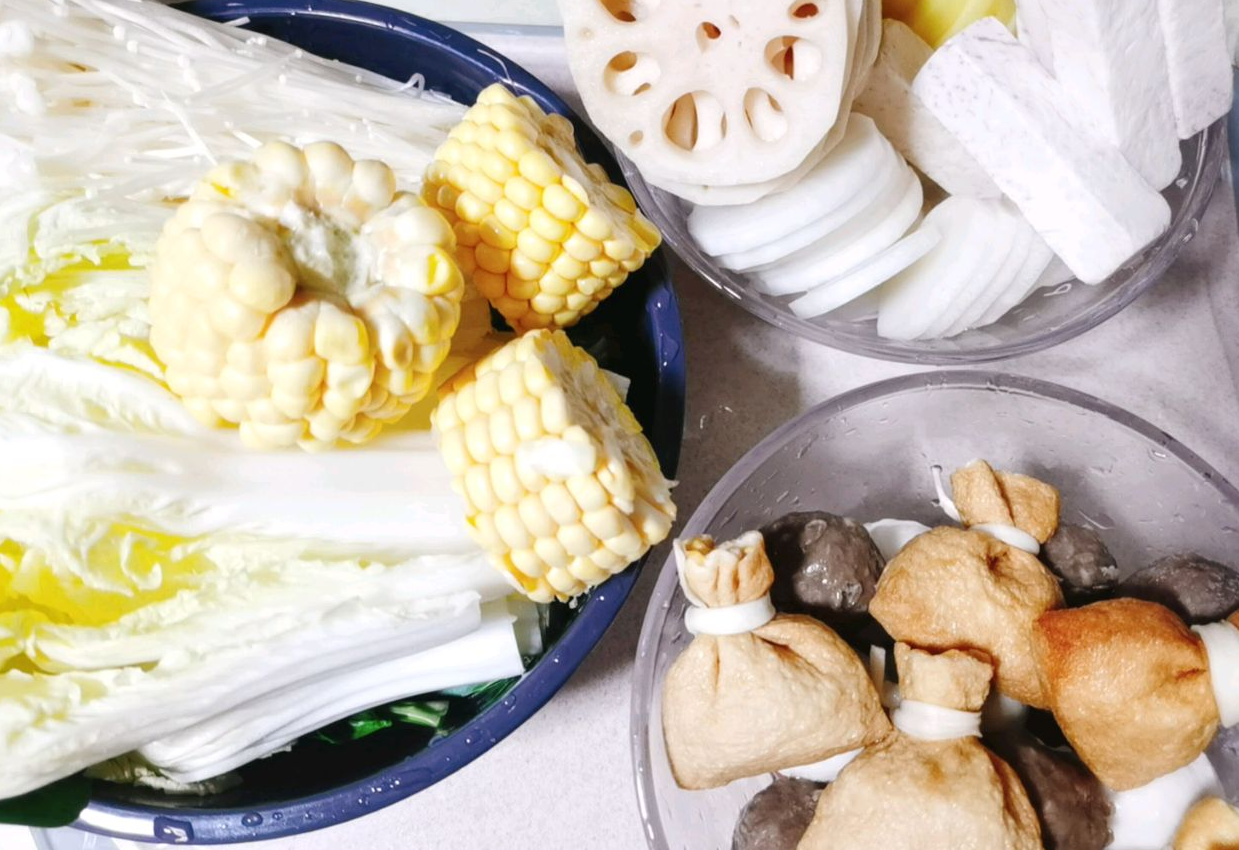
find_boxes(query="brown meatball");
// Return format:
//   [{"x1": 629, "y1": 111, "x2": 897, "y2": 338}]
[
  {"x1": 1042, "y1": 524, "x2": 1118, "y2": 602},
  {"x1": 1119, "y1": 554, "x2": 1239, "y2": 624},
  {"x1": 761, "y1": 512, "x2": 885, "y2": 625},
  {"x1": 993, "y1": 738, "x2": 1113, "y2": 850},
  {"x1": 732, "y1": 778, "x2": 822, "y2": 850}
]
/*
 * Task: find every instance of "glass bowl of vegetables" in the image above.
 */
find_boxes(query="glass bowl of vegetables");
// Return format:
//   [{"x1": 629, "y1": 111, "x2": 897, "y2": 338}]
[
  {"x1": 631, "y1": 371, "x2": 1239, "y2": 849},
  {"x1": 4, "y1": 1, "x2": 684, "y2": 843},
  {"x1": 621, "y1": 125, "x2": 1225, "y2": 366}
]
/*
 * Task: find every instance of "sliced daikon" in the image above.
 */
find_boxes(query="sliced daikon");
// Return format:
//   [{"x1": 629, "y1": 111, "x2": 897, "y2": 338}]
[
  {"x1": 876, "y1": 198, "x2": 987, "y2": 340},
  {"x1": 940, "y1": 204, "x2": 1035, "y2": 336},
  {"x1": 720, "y1": 140, "x2": 901, "y2": 271},
  {"x1": 974, "y1": 239, "x2": 1058, "y2": 327},
  {"x1": 854, "y1": 20, "x2": 1000, "y2": 198},
  {"x1": 922, "y1": 201, "x2": 1024, "y2": 338},
  {"x1": 789, "y1": 225, "x2": 941, "y2": 318},
  {"x1": 559, "y1": 0, "x2": 854, "y2": 187},
  {"x1": 757, "y1": 163, "x2": 923, "y2": 296},
  {"x1": 688, "y1": 114, "x2": 890, "y2": 256}
]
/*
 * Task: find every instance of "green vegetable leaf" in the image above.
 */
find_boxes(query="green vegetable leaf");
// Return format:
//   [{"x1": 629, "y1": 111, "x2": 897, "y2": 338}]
[
  {"x1": 312, "y1": 711, "x2": 393, "y2": 745},
  {"x1": 0, "y1": 774, "x2": 92, "y2": 828},
  {"x1": 438, "y1": 677, "x2": 518, "y2": 702}
]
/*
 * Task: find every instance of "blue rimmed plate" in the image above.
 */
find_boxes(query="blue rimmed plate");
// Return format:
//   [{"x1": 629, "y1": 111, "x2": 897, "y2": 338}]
[{"x1": 68, "y1": 0, "x2": 685, "y2": 842}]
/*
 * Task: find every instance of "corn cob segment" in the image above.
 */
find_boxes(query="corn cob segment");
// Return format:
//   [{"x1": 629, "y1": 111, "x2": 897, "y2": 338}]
[
  {"x1": 423, "y1": 84, "x2": 662, "y2": 333},
  {"x1": 149, "y1": 141, "x2": 465, "y2": 450},
  {"x1": 433, "y1": 330, "x2": 676, "y2": 602}
]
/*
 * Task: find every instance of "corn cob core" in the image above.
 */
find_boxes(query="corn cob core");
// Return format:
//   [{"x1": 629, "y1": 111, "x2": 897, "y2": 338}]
[
  {"x1": 423, "y1": 84, "x2": 662, "y2": 333},
  {"x1": 433, "y1": 330, "x2": 676, "y2": 602},
  {"x1": 149, "y1": 141, "x2": 465, "y2": 450}
]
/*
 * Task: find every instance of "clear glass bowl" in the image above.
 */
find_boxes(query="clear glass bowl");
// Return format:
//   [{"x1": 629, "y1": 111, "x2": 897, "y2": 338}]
[
  {"x1": 630, "y1": 371, "x2": 1239, "y2": 850},
  {"x1": 620, "y1": 125, "x2": 1227, "y2": 365}
]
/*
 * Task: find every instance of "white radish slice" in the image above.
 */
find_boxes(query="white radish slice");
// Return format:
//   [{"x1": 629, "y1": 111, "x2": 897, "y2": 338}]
[
  {"x1": 688, "y1": 114, "x2": 889, "y2": 256},
  {"x1": 974, "y1": 237, "x2": 1057, "y2": 327},
  {"x1": 720, "y1": 140, "x2": 900, "y2": 271},
  {"x1": 560, "y1": 0, "x2": 853, "y2": 187},
  {"x1": 789, "y1": 224, "x2": 941, "y2": 318},
  {"x1": 876, "y1": 199, "x2": 987, "y2": 340},
  {"x1": 921, "y1": 201, "x2": 1023, "y2": 338},
  {"x1": 757, "y1": 162, "x2": 923, "y2": 296},
  {"x1": 944, "y1": 208, "x2": 1036, "y2": 336}
]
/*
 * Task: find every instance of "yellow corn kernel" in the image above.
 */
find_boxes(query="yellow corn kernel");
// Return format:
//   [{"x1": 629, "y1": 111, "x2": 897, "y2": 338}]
[
  {"x1": 562, "y1": 232, "x2": 603, "y2": 263},
  {"x1": 475, "y1": 243, "x2": 512, "y2": 276},
  {"x1": 503, "y1": 177, "x2": 542, "y2": 211},
  {"x1": 542, "y1": 184, "x2": 584, "y2": 223},
  {"x1": 531, "y1": 293, "x2": 565, "y2": 315},
  {"x1": 509, "y1": 253, "x2": 548, "y2": 282},
  {"x1": 493, "y1": 198, "x2": 529, "y2": 232},
  {"x1": 516, "y1": 229, "x2": 557, "y2": 265},
  {"x1": 490, "y1": 456, "x2": 524, "y2": 504},
  {"x1": 473, "y1": 269, "x2": 507, "y2": 301},
  {"x1": 479, "y1": 217, "x2": 518, "y2": 251},
  {"x1": 507, "y1": 277, "x2": 540, "y2": 302},
  {"x1": 529, "y1": 208, "x2": 572, "y2": 243}
]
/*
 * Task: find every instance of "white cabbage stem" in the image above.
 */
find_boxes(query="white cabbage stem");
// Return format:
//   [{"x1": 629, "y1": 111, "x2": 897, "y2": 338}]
[
  {"x1": 142, "y1": 599, "x2": 528, "y2": 783},
  {"x1": 0, "y1": 591, "x2": 482, "y2": 798}
]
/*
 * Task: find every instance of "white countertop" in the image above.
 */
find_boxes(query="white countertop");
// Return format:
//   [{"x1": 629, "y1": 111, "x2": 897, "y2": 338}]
[{"x1": 14, "y1": 20, "x2": 1239, "y2": 850}]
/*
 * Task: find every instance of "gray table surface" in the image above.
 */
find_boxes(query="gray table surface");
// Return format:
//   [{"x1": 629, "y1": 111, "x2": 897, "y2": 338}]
[{"x1": 17, "y1": 22, "x2": 1239, "y2": 850}]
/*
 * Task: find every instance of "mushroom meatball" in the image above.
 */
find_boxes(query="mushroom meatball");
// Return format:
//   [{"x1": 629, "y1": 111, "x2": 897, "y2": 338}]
[
  {"x1": 761, "y1": 512, "x2": 885, "y2": 625},
  {"x1": 993, "y1": 738, "x2": 1113, "y2": 850},
  {"x1": 1119, "y1": 554, "x2": 1239, "y2": 624},
  {"x1": 732, "y1": 777, "x2": 823, "y2": 850},
  {"x1": 1042, "y1": 524, "x2": 1119, "y2": 602}
]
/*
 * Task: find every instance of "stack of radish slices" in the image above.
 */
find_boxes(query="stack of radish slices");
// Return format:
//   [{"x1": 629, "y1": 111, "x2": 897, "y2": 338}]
[{"x1": 687, "y1": 115, "x2": 1058, "y2": 337}]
